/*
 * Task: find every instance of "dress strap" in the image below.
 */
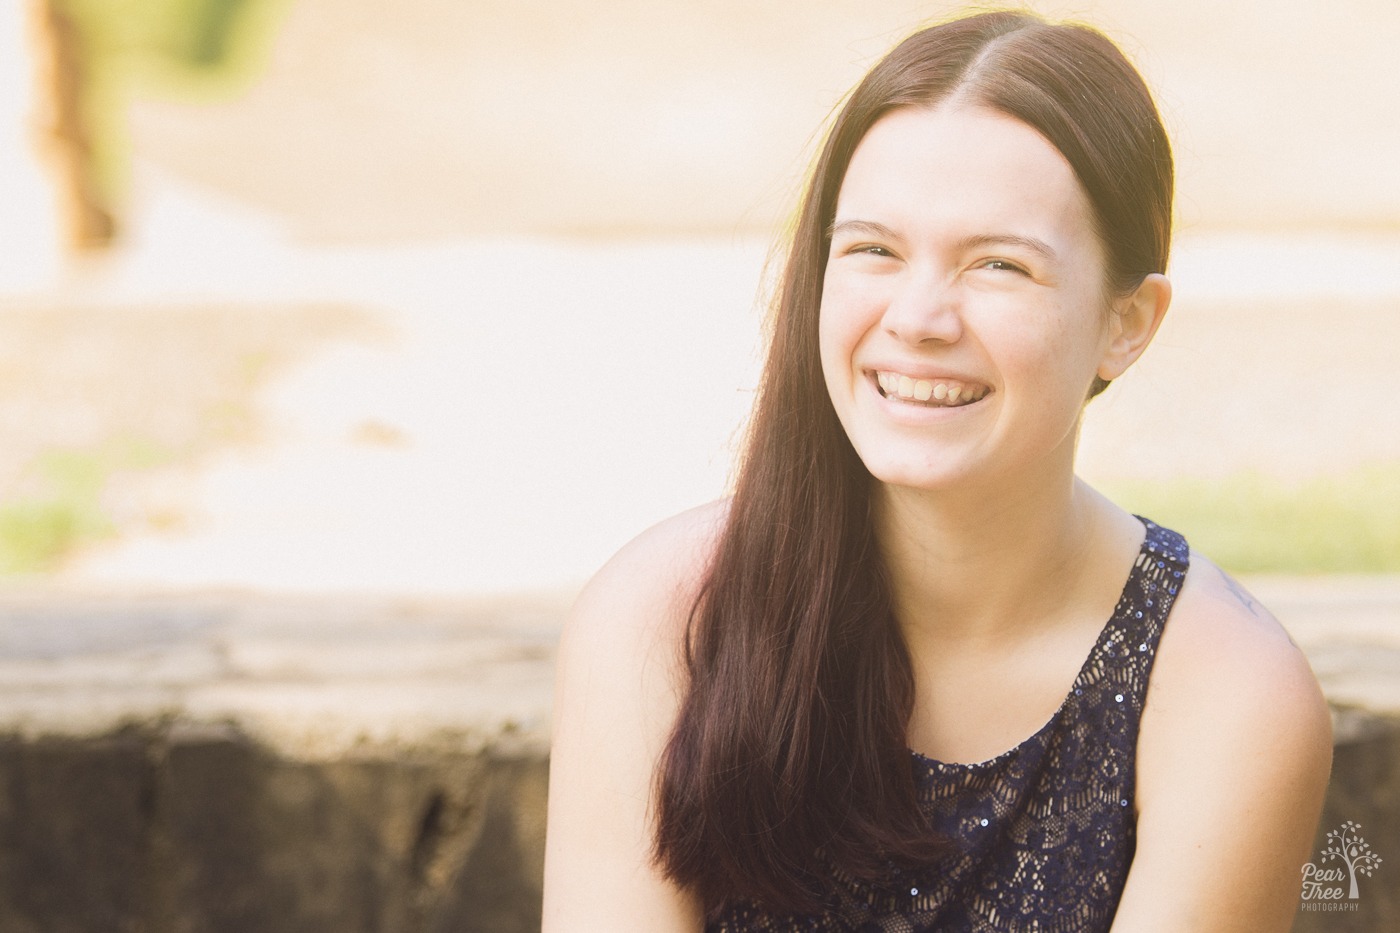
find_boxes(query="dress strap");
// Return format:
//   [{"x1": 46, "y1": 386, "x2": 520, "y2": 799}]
[
  {"x1": 1137, "y1": 516, "x2": 1190, "y2": 576},
  {"x1": 1132, "y1": 517, "x2": 1190, "y2": 656},
  {"x1": 1084, "y1": 517, "x2": 1189, "y2": 732}
]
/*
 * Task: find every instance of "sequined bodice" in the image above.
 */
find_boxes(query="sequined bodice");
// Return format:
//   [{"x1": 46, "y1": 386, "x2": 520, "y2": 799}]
[{"x1": 709, "y1": 518, "x2": 1190, "y2": 933}]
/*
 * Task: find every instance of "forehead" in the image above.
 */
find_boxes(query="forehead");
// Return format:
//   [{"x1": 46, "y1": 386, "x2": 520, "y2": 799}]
[{"x1": 835, "y1": 104, "x2": 1098, "y2": 254}]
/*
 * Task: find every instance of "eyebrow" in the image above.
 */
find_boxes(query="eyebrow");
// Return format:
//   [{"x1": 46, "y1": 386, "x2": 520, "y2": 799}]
[
  {"x1": 828, "y1": 220, "x2": 1060, "y2": 264},
  {"x1": 956, "y1": 232, "x2": 1060, "y2": 263},
  {"x1": 828, "y1": 219, "x2": 900, "y2": 241}
]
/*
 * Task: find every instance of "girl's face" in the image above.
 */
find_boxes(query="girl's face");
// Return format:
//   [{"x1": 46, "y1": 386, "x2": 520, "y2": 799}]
[{"x1": 819, "y1": 103, "x2": 1124, "y2": 493}]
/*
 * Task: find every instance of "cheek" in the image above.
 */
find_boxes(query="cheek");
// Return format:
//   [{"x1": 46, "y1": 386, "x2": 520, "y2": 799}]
[
  {"x1": 989, "y1": 303, "x2": 1106, "y2": 399},
  {"x1": 817, "y1": 278, "x2": 864, "y2": 386},
  {"x1": 1068, "y1": 301, "x2": 1115, "y2": 381},
  {"x1": 817, "y1": 312, "x2": 849, "y2": 418}
]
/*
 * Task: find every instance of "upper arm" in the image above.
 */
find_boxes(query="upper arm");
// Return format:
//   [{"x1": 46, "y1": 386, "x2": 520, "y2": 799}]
[
  {"x1": 1111, "y1": 559, "x2": 1333, "y2": 932},
  {"x1": 541, "y1": 504, "x2": 724, "y2": 933}
]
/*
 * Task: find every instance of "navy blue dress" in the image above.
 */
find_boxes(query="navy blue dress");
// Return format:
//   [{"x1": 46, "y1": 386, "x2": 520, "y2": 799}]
[{"x1": 708, "y1": 518, "x2": 1190, "y2": 932}]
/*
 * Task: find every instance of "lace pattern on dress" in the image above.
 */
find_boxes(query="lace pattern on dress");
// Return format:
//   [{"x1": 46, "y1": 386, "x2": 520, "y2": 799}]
[{"x1": 708, "y1": 518, "x2": 1190, "y2": 933}]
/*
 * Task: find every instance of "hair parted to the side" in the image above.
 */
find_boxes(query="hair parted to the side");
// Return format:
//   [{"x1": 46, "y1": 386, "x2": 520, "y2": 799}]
[{"x1": 651, "y1": 10, "x2": 1174, "y2": 919}]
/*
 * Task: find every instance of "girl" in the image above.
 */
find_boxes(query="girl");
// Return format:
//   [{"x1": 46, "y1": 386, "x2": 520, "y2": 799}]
[{"x1": 544, "y1": 11, "x2": 1332, "y2": 931}]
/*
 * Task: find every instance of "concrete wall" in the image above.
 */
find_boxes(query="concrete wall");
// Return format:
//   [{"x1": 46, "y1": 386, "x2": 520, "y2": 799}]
[
  {"x1": 0, "y1": 728, "x2": 545, "y2": 933},
  {"x1": 1300, "y1": 711, "x2": 1400, "y2": 933}
]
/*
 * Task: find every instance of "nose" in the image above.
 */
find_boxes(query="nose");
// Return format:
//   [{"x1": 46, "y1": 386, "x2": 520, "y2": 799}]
[{"x1": 881, "y1": 270, "x2": 963, "y2": 345}]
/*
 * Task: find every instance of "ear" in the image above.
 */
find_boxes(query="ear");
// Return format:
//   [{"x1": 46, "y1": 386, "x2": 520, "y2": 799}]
[{"x1": 1098, "y1": 273, "x2": 1171, "y2": 382}]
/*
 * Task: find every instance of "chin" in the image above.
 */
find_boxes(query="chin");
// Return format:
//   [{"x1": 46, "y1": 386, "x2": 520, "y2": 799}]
[{"x1": 857, "y1": 452, "x2": 975, "y2": 492}]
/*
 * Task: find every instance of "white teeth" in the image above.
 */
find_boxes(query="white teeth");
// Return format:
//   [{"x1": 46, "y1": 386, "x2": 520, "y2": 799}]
[{"x1": 875, "y1": 371, "x2": 988, "y2": 406}]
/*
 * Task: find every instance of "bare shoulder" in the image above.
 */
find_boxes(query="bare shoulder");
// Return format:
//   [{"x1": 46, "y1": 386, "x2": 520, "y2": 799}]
[
  {"x1": 543, "y1": 500, "x2": 728, "y2": 932},
  {"x1": 563, "y1": 497, "x2": 730, "y2": 662},
  {"x1": 556, "y1": 493, "x2": 732, "y2": 778},
  {"x1": 1114, "y1": 549, "x2": 1334, "y2": 931},
  {"x1": 1142, "y1": 549, "x2": 1331, "y2": 762}
]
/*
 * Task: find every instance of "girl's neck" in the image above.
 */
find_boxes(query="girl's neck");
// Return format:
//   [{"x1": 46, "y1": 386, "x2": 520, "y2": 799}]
[{"x1": 874, "y1": 468, "x2": 1126, "y2": 650}]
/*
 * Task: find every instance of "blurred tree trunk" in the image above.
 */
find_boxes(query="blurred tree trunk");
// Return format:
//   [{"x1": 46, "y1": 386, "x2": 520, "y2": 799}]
[{"x1": 27, "y1": 0, "x2": 114, "y2": 250}]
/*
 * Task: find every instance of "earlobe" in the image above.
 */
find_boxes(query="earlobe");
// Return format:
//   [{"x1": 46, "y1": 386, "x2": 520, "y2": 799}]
[{"x1": 1098, "y1": 273, "x2": 1171, "y2": 382}]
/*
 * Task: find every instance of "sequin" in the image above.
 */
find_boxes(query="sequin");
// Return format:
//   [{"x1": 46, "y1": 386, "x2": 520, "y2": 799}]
[
  {"x1": 1114, "y1": 694, "x2": 1124, "y2": 703},
  {"x1": 911, "y1": 888, "x2": 919, "y2": 896},
  {"x1": 980, "y1": 818, "x2": 990, "y2": 827}
]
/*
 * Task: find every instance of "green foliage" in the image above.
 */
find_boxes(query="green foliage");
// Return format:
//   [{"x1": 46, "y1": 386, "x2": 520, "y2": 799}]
[
  {"x1": 0, "y1": 438, "x2": 175, "y2": 575},
  {"x1": 1103, "y1": 464, "x2": 1400, "y2": 574},
  {"x1": 49, "y1": 0, "x2": 290, "y2": 212},
  {"x1": 55, "y1": 0, "x2": 284, "y2": 79}
]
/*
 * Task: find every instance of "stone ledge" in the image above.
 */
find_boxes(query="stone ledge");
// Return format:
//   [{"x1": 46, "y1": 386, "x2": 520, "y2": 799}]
[
  {"x1": 0, "y1": 587, "x2": 566, "y2": 759},
  {"x1": 0, "y1": 587, "x2": 565, "y2": 933},
  {"x1": 0, "y1": 580, "x2": 1394, "y2": 931}
]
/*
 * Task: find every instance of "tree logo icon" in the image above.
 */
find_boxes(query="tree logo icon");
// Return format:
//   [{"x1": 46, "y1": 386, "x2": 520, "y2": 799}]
[{"x1": 1301, "y1": 821, "x2": 1384, "y2": 908}]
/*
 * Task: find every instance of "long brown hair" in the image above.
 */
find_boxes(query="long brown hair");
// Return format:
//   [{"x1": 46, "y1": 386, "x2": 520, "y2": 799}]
[{"x1": 652, "y1": 10, "x2": 1173, "y2": 918}]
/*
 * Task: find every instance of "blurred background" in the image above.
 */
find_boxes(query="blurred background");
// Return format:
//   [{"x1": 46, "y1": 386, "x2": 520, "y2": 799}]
[
  {"x1": 2, "y1": 0, "x2": 1398, "y2": 593},
  {"x1": 2, "y1": 3, "x2": 1398, "y2": 930}
]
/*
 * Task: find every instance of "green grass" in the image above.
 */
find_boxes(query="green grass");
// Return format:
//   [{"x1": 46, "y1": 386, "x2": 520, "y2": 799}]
[
  {"x1": 1102, "y1": 464, "x2": 1400, "y2": 574},
  {"x1": 0, "y1": 439, "x2": 175, "y2": 575},
  {"x1": 2, "y1": 445, "x2": 1396, "y2": 576}
]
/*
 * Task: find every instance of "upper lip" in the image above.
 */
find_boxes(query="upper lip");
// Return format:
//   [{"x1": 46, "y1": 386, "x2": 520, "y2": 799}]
[{"x1": 863, "y1": 365, "x2": 989, "y2": 386}]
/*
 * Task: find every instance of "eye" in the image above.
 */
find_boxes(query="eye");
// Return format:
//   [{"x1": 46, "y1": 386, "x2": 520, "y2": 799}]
[
  {"x1": 977, "y1": 258, "x2": 1029, "y2": 275},
  {"x1": 849, "y1": 244, "x2": 896, "y2": 258}
]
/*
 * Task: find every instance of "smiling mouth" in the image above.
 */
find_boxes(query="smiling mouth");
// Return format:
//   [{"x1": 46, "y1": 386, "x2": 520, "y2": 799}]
[{"x1": 874, "y1": 371, "x2": 990, "y2": 408}]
